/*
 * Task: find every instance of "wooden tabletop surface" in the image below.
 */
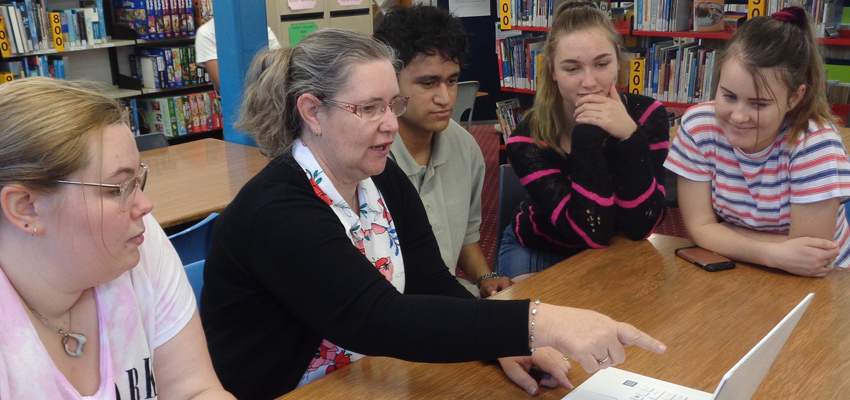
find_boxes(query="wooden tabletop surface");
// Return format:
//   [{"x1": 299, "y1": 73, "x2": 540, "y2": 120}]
[
  {"x1": 140, "y1": 139, "x2": 268, "y2": 228},
  {"x1": 279, "y1": 234, "x2": 850, "y2": 399}
]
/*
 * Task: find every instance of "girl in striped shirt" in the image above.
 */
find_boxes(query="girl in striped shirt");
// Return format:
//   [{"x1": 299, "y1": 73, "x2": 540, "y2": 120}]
[
  {"x1": 665, "y1": 7, "x2": 850, "y2": 276},
  {"x1": 498, "y1": 0, "x2": 670, "y2": 279}
]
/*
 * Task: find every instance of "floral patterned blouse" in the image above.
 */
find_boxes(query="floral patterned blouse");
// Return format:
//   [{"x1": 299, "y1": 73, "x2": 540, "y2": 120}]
[{"x1": 292, "y1": 141, "x2": 406, "y2": 387}]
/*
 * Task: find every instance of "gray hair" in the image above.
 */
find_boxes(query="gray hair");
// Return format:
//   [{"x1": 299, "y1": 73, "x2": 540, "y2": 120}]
[{"x1": 236, "y1": 28, "x2": 400, "y2": 159}]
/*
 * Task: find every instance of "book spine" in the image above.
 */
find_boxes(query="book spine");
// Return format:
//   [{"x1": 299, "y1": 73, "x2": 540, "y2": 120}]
[
  {"x1": 171, "y1": 47, "x2": 183, "y2": 87},
  {"x1": 202, "y1": 91, "x2": 212, "y2": 130},
  {"x1": 0, "y1": 11, "x2": 12, "y2": 57},
  {"x1": 180, "y1": 45, "x2": 190, "y2": 86},
  {"x1": 184, "y1": 0, "x2": 194, "y2": 36},
  {"x1": 172, "y1": 95, "x2": 187, "y2": 135},
  {"x1": 187, "y1": 45, "x2": 197, "y2": 85},
  {"x1": 94, "y1": 1, "x2": 106, "y2": 41},
  {"x1": 23, "y1": 0, "x2": 39, "y2": 49}
]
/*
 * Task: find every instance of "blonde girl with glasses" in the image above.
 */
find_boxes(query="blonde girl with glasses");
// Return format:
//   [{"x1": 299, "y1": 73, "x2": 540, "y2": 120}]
[
  {"x1": 0, "y1": 77, "x2": 234, "y2": 400},
  {"x1": 202, "y1": 28, "x2": 666, "y2": 400}
]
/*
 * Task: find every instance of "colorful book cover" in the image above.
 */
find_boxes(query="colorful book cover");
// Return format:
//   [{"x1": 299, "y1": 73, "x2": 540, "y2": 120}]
[
  {"x1": 188, "y1": 93, "x2": 200, "y2": 133},
  {"x1": 202, "y1": 91, "x2": 213, "y2": 130},
  {"x1": 172, "y1": 95, "x2": 187, "y2": 135},
  {"x1": 181, "y1": 94, "x2": 191, "y2": 132},
  {"x1": 170, "y1": 47, "x2": 183, "y2": 87},
  {"x1": 693, "y1": 0, "x2": 724, "y2": 32}
]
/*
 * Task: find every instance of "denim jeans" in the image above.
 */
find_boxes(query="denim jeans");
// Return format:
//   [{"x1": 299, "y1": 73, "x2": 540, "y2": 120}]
[{"x1": 497, "y1": 226, "x2": 568, "y2": 279}]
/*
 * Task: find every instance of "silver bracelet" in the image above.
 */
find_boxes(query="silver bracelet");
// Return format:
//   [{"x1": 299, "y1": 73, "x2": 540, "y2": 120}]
[
  {"x1": 476, "y1": 271, "x2": 500, "y2": 288},
  {"x1": 529, "y1": 299, "x2": 540, "y2": 354}
]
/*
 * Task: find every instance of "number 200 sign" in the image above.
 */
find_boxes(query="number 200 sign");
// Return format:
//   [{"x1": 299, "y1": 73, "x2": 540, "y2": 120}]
[{"x1": 629, "y1": 58, "x2": 644, "y2": 95}]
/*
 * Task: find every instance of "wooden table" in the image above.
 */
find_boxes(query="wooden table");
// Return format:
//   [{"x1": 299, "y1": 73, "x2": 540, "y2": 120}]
[
  {"x1": 140, "y1": 139, "x2": 268, "y2": 228},
  {"x1": 278, "y1": 234, "x2": 850, "y2": 399}
]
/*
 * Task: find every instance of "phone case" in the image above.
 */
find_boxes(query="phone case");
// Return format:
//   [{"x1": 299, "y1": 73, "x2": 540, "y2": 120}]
[{"x1": 675, "y1": 245, "x2": 735, "y2": 272}]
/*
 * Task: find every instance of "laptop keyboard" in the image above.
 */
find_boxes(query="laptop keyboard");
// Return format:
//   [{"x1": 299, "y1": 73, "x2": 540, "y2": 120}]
[{"x1": 630, "y1": 385, "x2": 690, "y2": 400}]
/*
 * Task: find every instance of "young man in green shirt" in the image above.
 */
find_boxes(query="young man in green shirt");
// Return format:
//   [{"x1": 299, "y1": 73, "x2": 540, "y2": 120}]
[{"x1": 375, "y1": 6, "x2": 512, "y2": 297}]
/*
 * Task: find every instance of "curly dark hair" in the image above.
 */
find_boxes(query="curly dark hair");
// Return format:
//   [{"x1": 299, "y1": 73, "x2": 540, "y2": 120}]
[{"x1": 374, "y1": 5, "x2": 469, "y2": 68}]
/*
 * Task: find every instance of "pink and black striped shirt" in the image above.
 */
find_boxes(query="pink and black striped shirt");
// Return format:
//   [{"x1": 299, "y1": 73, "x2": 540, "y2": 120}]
[{"x1": 506, "y1": 92, "x2": 669, "y2": 256}]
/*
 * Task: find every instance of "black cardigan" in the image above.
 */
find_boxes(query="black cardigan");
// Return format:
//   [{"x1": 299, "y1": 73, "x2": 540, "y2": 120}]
[{"x1": 201, "y1": 155, "x2": 530, "y2": 400}]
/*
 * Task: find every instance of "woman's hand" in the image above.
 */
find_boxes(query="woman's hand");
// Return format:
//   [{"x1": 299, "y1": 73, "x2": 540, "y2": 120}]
[
  {"x1": 574, "y1": 84, "x2": 637, "y2": 141},
  {"x1": 480, "y1": 276, "x2": 514, "y2": 298},
  {"x1": 768, "y1": 238, "x2": 839, "y2": 277},
  {"x1": 497, "y1": 347, "x2": 574, "y2": 395},
  {"x1": 534, "y1": 303, "x2": 666, "y2": 374}
]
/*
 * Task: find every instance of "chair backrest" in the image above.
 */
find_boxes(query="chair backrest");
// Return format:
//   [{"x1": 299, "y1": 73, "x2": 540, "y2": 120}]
[
  {"x1": 494, "y1": 164, "x2": 528, "y2": 263},
  {"x1": 451, "y1": 81, "x2": 480, "y2": 131},
  {"x1": 135, "y1": 133, "x2": 169, "y2": 152},
  {"x1": 167, "y1": 213, "x2": 219, "y2": 265},
  {"x1": 184, "y1": 260, "x2": 205, "y2": 309}
]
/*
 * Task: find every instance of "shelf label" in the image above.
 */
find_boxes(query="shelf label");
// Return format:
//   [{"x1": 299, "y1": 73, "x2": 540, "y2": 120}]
[
  {"x1": 0, "y1": 13, "x2": 11, "y2": 57},
  {"x1": 49, "y1": 12, "x2": 65, "y2": 52},
  {"x1": 629, "y1": 58, "x2": 644, "y2": 95},
  {"x1": 748, "y1": 0, "x2": 765, "y2": 19},
  {"x1": 289, "y1": 23, "x2": 318, "y2": 48},
  {"x1": 499, "y1": 0, "x2": 511, "y2": 29},
  {"x1": 337, "y1": 0, "x2": 363, "y2": 6},
  {"x1": 288, "y1": 0, "x2": 317, "y2": 11}
]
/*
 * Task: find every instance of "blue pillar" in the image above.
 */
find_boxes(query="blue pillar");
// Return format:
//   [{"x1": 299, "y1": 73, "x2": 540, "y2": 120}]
[{"x1": 214, "y1": 0, "x2": 267, "y2": 145}]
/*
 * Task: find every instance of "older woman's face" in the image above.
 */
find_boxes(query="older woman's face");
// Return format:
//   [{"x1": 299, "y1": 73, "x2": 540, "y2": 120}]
[{"x1": 314, "y1": 60, "x2": 400, "y2": 185}]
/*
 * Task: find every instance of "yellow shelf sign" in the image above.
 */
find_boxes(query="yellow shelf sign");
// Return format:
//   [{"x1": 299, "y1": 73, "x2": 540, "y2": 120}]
[
  {"x1": 500, "y1": 0, "x2": 512, "y2": 30},
  {"x1": 748, "y1": 0, "x2": 766, "y2": 19},
  {"x1": 629, "y1": 58, "x2": 645, "y2": 95},
  {"x1": 0, "y1": 13, "x2": 12, "y2": 57},
  {"x1": 49, "y1": 12, "x2": 65, "y2": 52}
]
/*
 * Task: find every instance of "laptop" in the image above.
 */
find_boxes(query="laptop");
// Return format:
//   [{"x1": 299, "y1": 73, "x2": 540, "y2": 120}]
[{"x1": 562, "y1": 293, "x2": 814, "y2": 400}]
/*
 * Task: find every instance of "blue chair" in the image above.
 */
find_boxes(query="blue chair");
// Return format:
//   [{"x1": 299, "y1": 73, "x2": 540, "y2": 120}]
[
  {"x1": 494, "y1": 164, "x2": 528, "y2": 263},
  {"x1": 167, "y1": 213, "x2": 219, "y2": 265},
  {"x1": 184, "y1": 260, "x2": 205, "y2": 309},
  {"x1": 134, "y1": 133, "x2": 169, "y2": 152}
]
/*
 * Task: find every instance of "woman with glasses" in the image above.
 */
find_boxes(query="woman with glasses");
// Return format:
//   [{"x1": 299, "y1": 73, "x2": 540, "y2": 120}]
[
  {"x1": 201, "y1": 28, "x2": 665, "y2": 400},
  {"x1": 0, "y1": 77, "x2": 234, "y2": 399}
]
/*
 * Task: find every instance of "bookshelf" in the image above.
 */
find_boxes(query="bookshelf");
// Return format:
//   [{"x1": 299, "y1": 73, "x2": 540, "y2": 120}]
[
  {"x1": 497, "y1": 3, "x2": 850, "y2": 112},
  {"x1": 0, "y1": 0, "x2": 225, "y2": 141}
]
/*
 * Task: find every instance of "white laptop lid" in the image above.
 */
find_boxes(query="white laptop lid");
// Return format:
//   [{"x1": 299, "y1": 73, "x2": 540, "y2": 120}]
[
  {"x1": 562, "y1": 293, "x2": 814, "y2": 400},
  {"x1": 712, "y1": 292, "x2": 813, "y2": 399}
]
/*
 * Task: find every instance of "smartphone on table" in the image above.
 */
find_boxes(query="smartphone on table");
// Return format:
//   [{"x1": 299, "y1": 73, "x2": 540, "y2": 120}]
[{"x1": 675, "y1": 245, "x2": 735, "y2": 272}]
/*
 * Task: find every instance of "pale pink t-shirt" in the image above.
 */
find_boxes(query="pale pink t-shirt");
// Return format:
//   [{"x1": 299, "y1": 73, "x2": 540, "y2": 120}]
[{"x1": 0, "y1": 213, "x2": 195, "y2": 399}]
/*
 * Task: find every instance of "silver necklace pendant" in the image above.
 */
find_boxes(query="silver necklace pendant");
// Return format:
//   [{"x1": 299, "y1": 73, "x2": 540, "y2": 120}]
[{"x1": 62, "y1": 332, "x2": 86, "y2": 357}]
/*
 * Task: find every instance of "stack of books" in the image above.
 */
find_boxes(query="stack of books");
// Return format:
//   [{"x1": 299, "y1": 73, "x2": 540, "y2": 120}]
[
  {"x1": 129, "y1": 45, "x2": 207, "y2": 89},
  {"x1": 112, "y1": 0, "x2": 196, "y2": 40},
  {"x1": 135, "y1": 89, "x2": 222, "y2": 137},
  {"x1": 0, "y1": 0, "x2": 108, "y2": 56}
]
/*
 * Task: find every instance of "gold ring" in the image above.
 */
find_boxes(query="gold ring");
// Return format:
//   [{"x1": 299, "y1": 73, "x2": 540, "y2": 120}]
[{"x1": 562, "y1": 357, "x2": 569, "y2": 362}]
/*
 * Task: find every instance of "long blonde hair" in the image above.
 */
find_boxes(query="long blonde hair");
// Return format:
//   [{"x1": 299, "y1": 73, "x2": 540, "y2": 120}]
[
  {"x1": 0, "y1": 77, "x2": 126, "y2": 193},
  {"x1": 524, "y1": 0, "x2": 622, "y2": 156}
]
